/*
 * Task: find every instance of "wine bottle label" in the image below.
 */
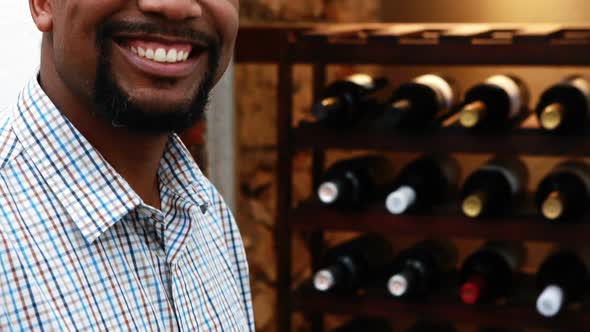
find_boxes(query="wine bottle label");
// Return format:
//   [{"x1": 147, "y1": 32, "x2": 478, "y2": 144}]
[
  {"x1": 568, "y1": 76, "x2": 590, "y2": 113},
  {"x1": 485, "y1": 75, "x2": 523, "y2": 118},
  {"x1": 346, "y1": 73, "x2": 376, "y2": 90},
  {"x1": 480, "y1": 164, "x2": 521, "y2": 195},
  {"x1": 414, "y1": 74, "x2": 455, "y2": 110}
]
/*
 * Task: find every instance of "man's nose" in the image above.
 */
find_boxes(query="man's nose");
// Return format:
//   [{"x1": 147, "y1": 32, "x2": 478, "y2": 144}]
[{"x1": 137, "y1": 0, "x2": 202, "y2": 21}]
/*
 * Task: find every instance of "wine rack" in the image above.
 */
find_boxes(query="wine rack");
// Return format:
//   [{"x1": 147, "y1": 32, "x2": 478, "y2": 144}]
[{"x1": 235, "y1": 23, "x2": 590, "y2": 332}]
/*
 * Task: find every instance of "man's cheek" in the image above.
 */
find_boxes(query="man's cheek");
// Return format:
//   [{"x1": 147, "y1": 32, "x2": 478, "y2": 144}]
[{"x1": 200, "y1": 0, "x2": 239, "y2": 40}]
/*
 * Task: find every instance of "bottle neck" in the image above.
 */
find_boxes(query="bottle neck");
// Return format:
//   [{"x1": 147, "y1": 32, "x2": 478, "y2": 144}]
[
  {"x1": 385, "y1": 185, "x2": 418, "y2": 215},
  {"x1": 388, "y1": 267, "x2": 420, "y2": 297},
  {"x1": 541, "y1": 190, "x2": 568, "y2": 221},
  {"x1": 461, "y1": 274, "x2": 488, "y2": 304},
  {"x1": 318, "y1": 180, "x2": 344, "y2": 204},
  {"x1": 390, "y1": 98, "x2": 413, "y2": 114},
  {"x1": 317, "y1": 173, "x2": 358, "y2": 206},
  {"x1": 460, "y1": 100, "x2": 488, "y2": 128},
  {"x1": 539, "y1": 102, "x2": 565, "y2": 131},
  {"x1": 313, "y1": 263, "x2": 346, "y2": 292},
  {"x1": 462, "y1": 190, "x2": 488, "y2": 218},
  {"x1": 312, "y1": 95, "x2": 347, "y2": 122},
  {"x1": 536, "y1": 284, "x2": 565, "y2": 318}
]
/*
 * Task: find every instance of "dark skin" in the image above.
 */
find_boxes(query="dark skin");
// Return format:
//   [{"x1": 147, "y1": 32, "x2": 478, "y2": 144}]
[{"x1": 28, "y1": 0, "x2": 239, "y2": 209}]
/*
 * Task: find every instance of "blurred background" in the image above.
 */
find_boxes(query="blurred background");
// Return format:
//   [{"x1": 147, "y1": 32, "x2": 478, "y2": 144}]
[
  {"x1": 236, "y1": 1, "x2": 590, "y2": 332},
  {"x1": 0, "y1": 2, "x2": 42, "y2": 108}
]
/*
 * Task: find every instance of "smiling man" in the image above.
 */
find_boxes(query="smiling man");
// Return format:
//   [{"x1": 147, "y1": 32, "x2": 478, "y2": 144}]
[{"x1": 0, "y1": 0, "x2": 254, "y2": 331}]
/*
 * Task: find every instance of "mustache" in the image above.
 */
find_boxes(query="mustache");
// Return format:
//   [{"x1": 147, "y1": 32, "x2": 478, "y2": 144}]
[{"x1": 96, "y1": 20, "x2": 220, "y2": 49}]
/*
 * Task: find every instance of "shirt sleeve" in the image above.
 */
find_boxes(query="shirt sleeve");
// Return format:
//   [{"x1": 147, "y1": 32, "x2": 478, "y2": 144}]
[{"x1": 206, "y1": 182, "x2": 256, "y2": 332}]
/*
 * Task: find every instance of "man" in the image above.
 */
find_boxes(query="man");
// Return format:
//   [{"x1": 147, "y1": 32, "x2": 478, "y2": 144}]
[{"x1": 0, "y1": 0, "x2": 254, "y2": 331}]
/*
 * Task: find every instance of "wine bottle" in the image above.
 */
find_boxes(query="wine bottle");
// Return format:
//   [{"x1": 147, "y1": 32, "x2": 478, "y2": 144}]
[
  {"x1": 312, "y1": 73, "x2": 387, "y2": 128},
  {"x1": 378, "y1": 74, "x2": 459, "y2": 129},
  {"x1": 461, "y1": 156, "x2": 528, "y2": 219},
  {"x1": 408, "y1": 321, "x2": 456, "y2": 332},
  {"x1": 536, "y1": 160, "x2": 590, "y2": 221},
  {"x1": 332, "y1": 317, "x2": 393, "y2": 332},
  {"x1": 386, "y1": 239, "x2": 458, "y2": 299},
  {"x1": 459, "y1": 75, "x2": 530, "y2": 129},
  {"x1": 459, "y1": 241, "x2": 526, "y2": 304},
  {"x1": 385, "y1": 154, "x2": 460, "y2": 215},
  {"x1": 535, "y1": 248, "x2": 590, "y2": 317},
  {"x1": 536, "y1": 75, "x2": 590, "y2": 133},
  {"x1": 313, "y1": 234, "x2": 394, "y2": 293},
  {"x1": 317, "y1": 155, "x2": 395, "y2": 209}
]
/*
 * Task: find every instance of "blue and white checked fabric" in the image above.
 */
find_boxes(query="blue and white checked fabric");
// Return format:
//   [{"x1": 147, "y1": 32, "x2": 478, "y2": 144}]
[{"x1": 0, "y1": 76, "x2": 255, "y2": 331}]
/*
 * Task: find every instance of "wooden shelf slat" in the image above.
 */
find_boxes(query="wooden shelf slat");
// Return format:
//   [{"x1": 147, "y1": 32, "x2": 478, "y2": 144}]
[
  {"x1": 294, "y1": 287, "x2": 590, "y2": 330},
  {"x1": 235, "y1": 23, "x2": 590, "y2": 65},
  {"x1": 292, "y1": 126, "x2": 590, "y2": 156},
  {"x1": 291, "y1": 42, "x2": 590, "y2": 65},
  {"x1": 289, "y1": 204, "x2": 590, "y2": 242}
]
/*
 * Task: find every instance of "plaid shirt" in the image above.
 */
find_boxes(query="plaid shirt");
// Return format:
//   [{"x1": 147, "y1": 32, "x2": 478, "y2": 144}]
[{"x1": 0, "y1": 76, "x2": 255, "y2": 331}]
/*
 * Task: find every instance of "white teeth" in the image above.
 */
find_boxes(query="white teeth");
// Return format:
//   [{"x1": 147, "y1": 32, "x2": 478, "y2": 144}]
[
  {"x1": 166, "y1": 49, "x2": 178, "y2": 63},
  {"x1": 145, "y1": 48, "x2": 154, "y2": 59},
  {"x1": 132, "y1": 45, "x2": 190, "y2": 63},
  {"x1": 154, "y1": 48, "x2": 167, "y2": 62}
]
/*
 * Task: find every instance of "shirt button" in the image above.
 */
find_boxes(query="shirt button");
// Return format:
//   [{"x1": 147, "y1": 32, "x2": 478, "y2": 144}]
[{"x1": 154, "y1": 249, "x2": 166, "y2": 258}]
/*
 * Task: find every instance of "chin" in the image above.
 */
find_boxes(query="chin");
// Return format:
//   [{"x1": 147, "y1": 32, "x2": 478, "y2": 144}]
[
  {"x1": 94, "y1": 62, "x2": 213, "y2": 133},
  {"x1": 132, "y1": 96, "x2": 194, "y2": 114}
]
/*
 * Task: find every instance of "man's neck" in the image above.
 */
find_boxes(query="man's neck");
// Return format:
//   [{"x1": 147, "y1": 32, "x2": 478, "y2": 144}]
[
  {"x1": 77, "y1": 119, "x2": 168, "y2": 210},
  {"x1": 39, "y1": 58, "x2": 167, "y2": 210}
]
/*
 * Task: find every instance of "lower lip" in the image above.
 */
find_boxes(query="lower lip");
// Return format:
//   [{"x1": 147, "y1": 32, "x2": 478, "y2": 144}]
[{"x1": 114, "y1": 42, "x2": 204, "y2": 79}]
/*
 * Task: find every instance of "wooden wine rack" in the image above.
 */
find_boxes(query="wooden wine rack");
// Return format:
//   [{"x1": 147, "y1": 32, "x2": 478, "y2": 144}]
[{"x1": 234, "y1": 23, "x2": 590, "y2": 332}]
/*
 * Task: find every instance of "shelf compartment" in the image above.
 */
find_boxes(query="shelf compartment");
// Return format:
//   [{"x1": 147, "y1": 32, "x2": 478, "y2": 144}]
[
  {"x1": 289, "y1": 203, "x2": 590, "y2": 242},
  {"x1": 292, "y1": 126, "x2": 590, "y2": 156},
  {"x1": 294, "y1": 283, "x2": 590, "y2": 330}
]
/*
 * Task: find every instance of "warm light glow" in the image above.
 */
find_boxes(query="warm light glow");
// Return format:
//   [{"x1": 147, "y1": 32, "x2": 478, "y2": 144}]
[{"x1": 383, "y1": 0, "x2": 590, "y2": 23}]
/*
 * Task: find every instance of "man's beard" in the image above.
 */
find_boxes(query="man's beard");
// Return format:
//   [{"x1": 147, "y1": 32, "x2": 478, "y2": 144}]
[{"x1": 94, "y1": 21, "x2": 220, "y2": 134}]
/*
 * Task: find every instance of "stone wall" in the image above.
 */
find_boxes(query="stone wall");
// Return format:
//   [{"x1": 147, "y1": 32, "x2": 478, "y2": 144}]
[{"x1": 236, "y1": 1, "x2": 383, "y2": 331}]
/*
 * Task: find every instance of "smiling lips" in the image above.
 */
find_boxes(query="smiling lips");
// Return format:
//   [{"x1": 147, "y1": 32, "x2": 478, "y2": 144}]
[{"x1": 116, "y1": 37, "x2": 206, "y2": 78}]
